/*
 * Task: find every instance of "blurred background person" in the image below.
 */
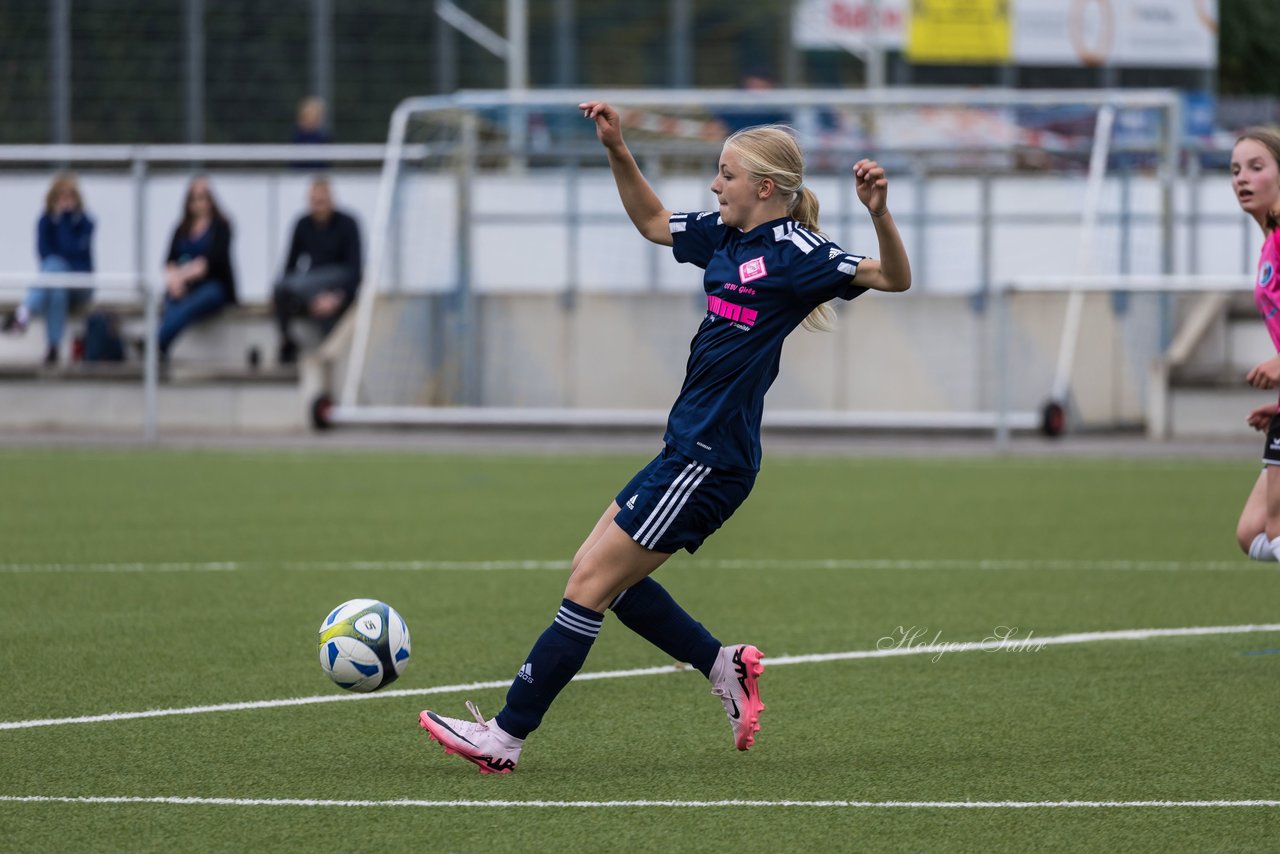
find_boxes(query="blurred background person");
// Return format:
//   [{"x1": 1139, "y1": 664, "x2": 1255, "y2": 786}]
[
  {"x1": 272, "y1": 176, "x2": 362, "y2": 364},
  {"x1": 1234, "y1": 128, "x2": 1280, "y2": 560},
  {"x1": 291, "y1": 95, "x2": 332, "y2": 170},
  {"x1": 2, "y1": 172, "x2": 95, "y2": 365},
  {"x1": 160, "y1": 176, "x2": 237, "y2": 360},
  {"x1": 292, "y1": 95, "x2": 330, "y2": 145}
]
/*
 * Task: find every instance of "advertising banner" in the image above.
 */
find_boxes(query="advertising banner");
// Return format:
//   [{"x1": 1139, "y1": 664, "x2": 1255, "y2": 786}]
[
  {"x1": 907, "y1": 0, "x2": 1012, "y2": 64},
  {"x1": 1012, "y1": 0, "x2": 1217, "y2": 68},
  {"x1": 794, "y1": 0, "x2": 1217, "y2": 69},
  {"x1": 792, "y1": 0, "x2": 907, "y2": 51}
]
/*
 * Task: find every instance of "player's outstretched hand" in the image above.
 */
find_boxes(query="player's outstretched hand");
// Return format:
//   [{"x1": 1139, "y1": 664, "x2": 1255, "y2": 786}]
[
  {"x1": 580, "y1": 101, "x2": 623, "y2": 150},
  {"x1": 853, "y1": 158, "x2": 889, "y2": 218},
  {"x1": 1247, "y1": 403, "x2": 1278, "y2": 432},
  {"x1": 1246, "y1": 355, "x2": 1280, "y2": 390}
]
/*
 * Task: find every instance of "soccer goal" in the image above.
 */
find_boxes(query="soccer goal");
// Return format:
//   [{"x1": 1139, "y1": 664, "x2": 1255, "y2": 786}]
[{"x1": 312, "y1": 87, "x2": 1185, "y2": 438}]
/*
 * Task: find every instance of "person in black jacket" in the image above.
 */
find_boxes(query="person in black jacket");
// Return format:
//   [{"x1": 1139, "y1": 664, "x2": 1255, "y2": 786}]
[
  {"x1": 160, "y1": 177, "x2": 236, "y2": 358},
  {"x1": 272, "y1": 176, "x2": 362, "y2": 364}
]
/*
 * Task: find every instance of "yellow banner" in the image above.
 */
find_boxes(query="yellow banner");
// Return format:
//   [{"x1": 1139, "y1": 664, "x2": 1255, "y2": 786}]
[{"x1": 907, "y1": 0, "x2": 1011, "y2": 64}]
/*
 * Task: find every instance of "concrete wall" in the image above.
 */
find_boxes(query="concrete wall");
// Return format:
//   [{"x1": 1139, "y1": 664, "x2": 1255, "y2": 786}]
[{"x1": 360, "y1": 291, "x2": 1162, "y2": 426}]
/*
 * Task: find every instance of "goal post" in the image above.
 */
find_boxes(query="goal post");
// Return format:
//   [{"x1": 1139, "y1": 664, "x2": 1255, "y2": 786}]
[
  {"x1": 994, "y1": 274, "x2": 1254, "y2": 445},
  {"x1": 316, "y1": 87, "x2": 1185, "y2": 437}
]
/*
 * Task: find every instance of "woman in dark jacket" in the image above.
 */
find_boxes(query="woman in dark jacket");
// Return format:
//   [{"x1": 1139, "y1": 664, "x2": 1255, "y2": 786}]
[
  {"x1": 160, "y1": 176, "x2": 237, "y2": 357},
  {"x1": 2, "y1": 172, "x2": 95, "y2": 364}
]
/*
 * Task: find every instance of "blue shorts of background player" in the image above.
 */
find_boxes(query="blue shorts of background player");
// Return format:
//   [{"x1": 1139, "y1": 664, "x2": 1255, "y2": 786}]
[{"x1": 418, "y1": 98, "x2": 911, "y2": 774}]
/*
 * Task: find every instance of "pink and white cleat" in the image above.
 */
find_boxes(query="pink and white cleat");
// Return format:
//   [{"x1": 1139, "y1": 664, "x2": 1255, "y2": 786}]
[
  {"x1": 419, "y1": 701, "x2": 523, "y2": 774},
  {"x1": 709, "y1": 644, "x2": 765, "y2": 751}
]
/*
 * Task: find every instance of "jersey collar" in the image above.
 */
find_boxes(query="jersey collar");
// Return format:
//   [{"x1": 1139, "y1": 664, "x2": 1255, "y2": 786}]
[{"x1": 738, "y1": 215, "x2": 794, "y2": 244}]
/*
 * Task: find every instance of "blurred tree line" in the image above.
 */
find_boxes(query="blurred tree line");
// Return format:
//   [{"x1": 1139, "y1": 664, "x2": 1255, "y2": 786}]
[{"x1": 1218, "y1": 0, "x2": 1280, "y2": 97}]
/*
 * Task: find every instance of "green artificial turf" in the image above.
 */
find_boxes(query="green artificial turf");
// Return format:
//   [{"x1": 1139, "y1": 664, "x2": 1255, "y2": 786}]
[{"x1": 0, "y1": 447, "x2": 1276, "y2": 852}]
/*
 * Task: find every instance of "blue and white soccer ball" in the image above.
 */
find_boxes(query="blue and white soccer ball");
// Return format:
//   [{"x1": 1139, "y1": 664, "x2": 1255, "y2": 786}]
[{"x1": 318, "y1": 599, "x2": 411, "y2": 692}]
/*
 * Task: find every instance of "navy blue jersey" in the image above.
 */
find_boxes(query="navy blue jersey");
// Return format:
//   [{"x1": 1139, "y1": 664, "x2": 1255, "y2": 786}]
[{"x1": 664, "y1": 211, "x2": 868, "y2": 472}]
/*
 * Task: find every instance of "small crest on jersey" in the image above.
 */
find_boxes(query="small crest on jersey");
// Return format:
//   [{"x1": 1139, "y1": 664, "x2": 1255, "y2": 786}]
[
  {"x1": 1262, "y1": 262, "x2": 1274, "y2": 287},
  {"x1": 739, "y1": 256, "x2": 767, "y2": 284}
]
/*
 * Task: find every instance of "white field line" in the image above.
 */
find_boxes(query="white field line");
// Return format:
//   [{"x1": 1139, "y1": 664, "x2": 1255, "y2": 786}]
[
  {"x1": 0, "y1": 795, "x2": 1276, "y2": 810},
  {"x1": 0, "y1": 557, "x2": 1264, "y2": 574},
  {"x1": 3, "y1": 623, "x2": 1278, "y2": 732}
]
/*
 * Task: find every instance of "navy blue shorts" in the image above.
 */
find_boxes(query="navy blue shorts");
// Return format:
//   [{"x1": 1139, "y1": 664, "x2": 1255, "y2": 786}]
[
  {"x1": 613, "y1": 446, "x2": 756, "y2": 554},
  {"x1": 1265, "y1": 413, "x2": 1280, "y2": 466}
]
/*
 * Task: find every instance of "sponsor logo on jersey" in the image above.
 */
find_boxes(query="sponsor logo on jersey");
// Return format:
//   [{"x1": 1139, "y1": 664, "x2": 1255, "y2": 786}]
[
  {"x1": 707, "y1": 294, "x2": 758, "y2": 328},
  {"x1": 739, "y1": 256, "x2": 768, "y2": 284}
]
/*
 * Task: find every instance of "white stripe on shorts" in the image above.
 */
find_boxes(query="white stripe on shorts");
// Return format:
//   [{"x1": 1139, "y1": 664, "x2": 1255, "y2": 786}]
[
  {"x1": 632, "y1": 462, "x2": 699, "y2": 546},
  {"x1": 644, "y1": 465, "x2": 711, "y2": 548},
  {"x1": 633, "y1": 462, "x2": 710, "y2": 549}
]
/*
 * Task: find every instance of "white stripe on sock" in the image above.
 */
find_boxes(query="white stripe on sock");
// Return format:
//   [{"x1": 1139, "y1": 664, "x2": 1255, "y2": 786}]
[
  {"x1": 553, "y1": 615, "x2": 600, "y2": 638},
  {"x1": 555, "y1": 607, "x2": 602, "y2": 633}
]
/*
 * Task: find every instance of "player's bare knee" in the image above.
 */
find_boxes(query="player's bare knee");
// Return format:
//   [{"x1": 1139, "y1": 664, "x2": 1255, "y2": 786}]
[
  {"x1": 1237, "y1": 529, "x2": 1255, "y2": 554},
  {"x1": 563, "y1": 555, "x2": 608, "y2": 608}
]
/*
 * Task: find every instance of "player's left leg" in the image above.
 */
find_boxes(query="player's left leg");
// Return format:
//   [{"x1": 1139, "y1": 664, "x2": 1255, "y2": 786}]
[
  {"x1": 1238, "y1": 469, "x2": 1268, "y2": 557},
  {"x1": 420, "y1": 524, "x2": 669, "y2": 773}
]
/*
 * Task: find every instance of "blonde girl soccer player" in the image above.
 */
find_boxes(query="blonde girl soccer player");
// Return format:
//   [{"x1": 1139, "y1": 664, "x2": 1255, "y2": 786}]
[
  {"x1": 1234, "y1": 128, "x2": 1280, "y2": 561},
  {"x1": 418, "y1": 101, "x2": 911, "y2": 773}
]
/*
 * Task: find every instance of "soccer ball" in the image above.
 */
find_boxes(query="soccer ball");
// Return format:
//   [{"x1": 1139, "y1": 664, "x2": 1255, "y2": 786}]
[{"x1": 318, "y1": 599, "x2": 411, "y2": 692}]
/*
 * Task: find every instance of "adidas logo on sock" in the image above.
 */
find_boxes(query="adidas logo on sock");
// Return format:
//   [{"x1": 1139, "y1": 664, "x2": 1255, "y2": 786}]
[{"x1": 517, "y1": 662, "x2": 534, "y2": 684}]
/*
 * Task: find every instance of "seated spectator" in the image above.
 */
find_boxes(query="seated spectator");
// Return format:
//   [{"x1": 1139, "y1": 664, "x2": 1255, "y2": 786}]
[
  {"x1": 273, "y1": 176, "x2": 362, "y2": 364},
  {"x1": 2, "y1": 172, "x2": 95, "y2": 365},
  {"x1": 160, "y1": 177, "x2": 237, "y2": 359}
]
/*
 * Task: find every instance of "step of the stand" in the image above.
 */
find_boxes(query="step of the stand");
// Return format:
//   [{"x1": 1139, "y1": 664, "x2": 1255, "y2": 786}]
[{"x1": 0, "y1": 376, "x2": 307, "y2": 432}]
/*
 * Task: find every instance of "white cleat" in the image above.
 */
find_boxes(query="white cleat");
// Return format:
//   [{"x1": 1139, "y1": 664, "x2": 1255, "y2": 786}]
[
  {"x1": 419, "y1": 701, "x2": 523, "y2": 774},
  {"x1": 709, "y1": 644, "x2": 766, "y2": 751}
]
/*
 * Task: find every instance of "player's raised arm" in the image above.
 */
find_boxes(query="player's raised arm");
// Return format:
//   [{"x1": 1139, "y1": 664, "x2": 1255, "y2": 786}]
[
  {"x1": 580, "y1": 101, "x2": 673, "y2": 247},
  {"x1": 848, "y1": 158, "x2": 911, "y2": 293}
]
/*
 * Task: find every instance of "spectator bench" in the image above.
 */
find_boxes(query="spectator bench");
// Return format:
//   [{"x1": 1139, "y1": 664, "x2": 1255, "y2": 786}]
[{"x1": 0, "y1": 296, "x2": 312, "y2": 433}]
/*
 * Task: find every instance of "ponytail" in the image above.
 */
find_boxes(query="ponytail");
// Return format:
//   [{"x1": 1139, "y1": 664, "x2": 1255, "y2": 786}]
[
  {"x1": 792, "y1": 188, "x2": 836, "y2": 331},
  {"x1": 791, "y1": 186, "x2": 820, "y2": 232}
]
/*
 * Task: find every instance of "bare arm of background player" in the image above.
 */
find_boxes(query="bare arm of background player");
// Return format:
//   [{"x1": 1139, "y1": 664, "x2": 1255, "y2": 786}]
[{"x1": 580, "y1": 100, "x2": 674, "y2": 247}]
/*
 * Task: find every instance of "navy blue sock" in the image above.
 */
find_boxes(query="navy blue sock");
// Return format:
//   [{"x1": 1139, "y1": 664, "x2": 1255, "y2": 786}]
[
  {"x1": 495, "y1": 599, "x2": 603, "y2": 739},
  {"x1": 610, "y1": 577, "x2": 720, "y2": 678}
]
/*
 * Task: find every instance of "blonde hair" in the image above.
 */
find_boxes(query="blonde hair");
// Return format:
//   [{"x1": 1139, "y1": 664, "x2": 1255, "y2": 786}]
[
  {"x1": 44, "y1": 171, "x2": 83, "y2": 216},
  {"x1": 725, "y1": 125, "x2": 836, "y2": 332},
  {"x1": 1236, "y1": 127, "x2": 1280, "y2": 233}
]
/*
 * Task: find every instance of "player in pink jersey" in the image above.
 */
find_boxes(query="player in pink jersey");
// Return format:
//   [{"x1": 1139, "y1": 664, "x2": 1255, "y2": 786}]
[{"x1": 1231, "y1": 128, "x2": 1280, "y2": 560}]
